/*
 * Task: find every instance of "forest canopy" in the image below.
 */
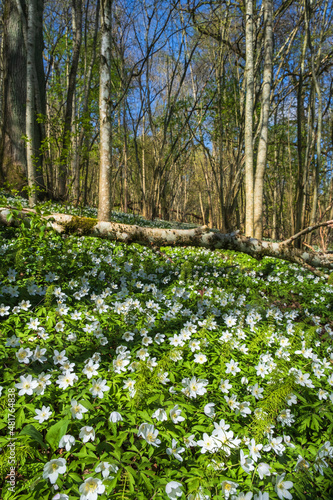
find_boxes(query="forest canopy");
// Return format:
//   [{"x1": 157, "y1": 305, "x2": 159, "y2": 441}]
[{"x1": 0, "y1": 0, "x2": 332, "y2": 247}]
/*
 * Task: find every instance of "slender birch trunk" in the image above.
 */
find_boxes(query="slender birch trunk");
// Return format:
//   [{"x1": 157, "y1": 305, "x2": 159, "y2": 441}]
[
  {"x1": 142, "y1": 114, "x2": 147, "y2": 218},
  {"x1": 254, "y1": 0, "x2": 273, "y2": 239},
  {"x1": 245, "y1": 0, "x2": 254, "y2": 237},
  {"x1": 123, "y1": 100, "x2": 128, "y2": 213},
  {"x1": 199, "y1": 191, "x2": 206, "y2": 226},
  {"x1": 26, "y1": 0, "x2": 37, "y2": 206},
  {"x1": 98, "y1": 0, "x2": 112, "y2": 222}
]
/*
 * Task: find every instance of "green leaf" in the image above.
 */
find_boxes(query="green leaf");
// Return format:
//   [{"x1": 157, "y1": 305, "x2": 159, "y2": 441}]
[
  {"x1": 20, "y1": 424, "x2": 47, "y2": 449},
  {"x1": 140, "y1": 472, "x2": 153, "y2": 492},
  {"x1": 15, "y1": 407, "x2": 25, "y2": 428},
  {"x1": 45, "y1": 419, "x2": 70, "y2": 449},
  {"x1": 69, "y1": 473, "x2": 83, "y2": 483}
]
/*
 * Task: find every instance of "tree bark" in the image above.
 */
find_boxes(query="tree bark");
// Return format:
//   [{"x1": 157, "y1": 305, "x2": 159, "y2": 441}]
[
  {"x1": 0, "y1": 0, "x2": 27, "y2": 189},
  {"x1": 244, "y1": 0, "x2": 254, "y2": 237},
  {"x1": 1, "y1": 207, "x2": 333, "y2": 274},
  {"x1": 253, "y1": 0, "x2": 273, "y2": 239},
  {"x1": 26, "y1": 0, "x2": 37, "y2": 206},
  {"x1": 0, "y1": 0, "x2": 45, "y2": 194},
  {"x1": 98, "y1": 0, "x2": 112, "y2": 222},
  {"x1": 294, "y1": 25, "x2": 308, "y2": 245},
  {"x1": 74, "y1": 0, "x2": 100, "y2": 204},
  {"x1": 58, "y1": 0, "x2": 82, "y2": 199}
]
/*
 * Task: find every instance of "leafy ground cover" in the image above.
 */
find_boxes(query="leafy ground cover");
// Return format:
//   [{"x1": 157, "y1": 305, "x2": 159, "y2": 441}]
[{"x1": 0, "y1": 196, "x2": 333, "y2": 500}]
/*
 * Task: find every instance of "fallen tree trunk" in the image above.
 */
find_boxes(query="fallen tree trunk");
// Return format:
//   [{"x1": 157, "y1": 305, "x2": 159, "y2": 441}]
[{"x1": 0, "y1": 207, "x2": 333, "y2": 275}]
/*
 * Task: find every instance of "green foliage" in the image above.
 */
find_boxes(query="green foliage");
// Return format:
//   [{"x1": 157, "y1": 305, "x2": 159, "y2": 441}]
[{"x1": 0, "y1": 196, "x2": 333, "y2": 499}]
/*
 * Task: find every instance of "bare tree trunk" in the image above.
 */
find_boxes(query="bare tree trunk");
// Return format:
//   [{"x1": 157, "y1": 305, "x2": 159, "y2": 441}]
[
  {"x1": 272, "y1": 182, "x2": 277, "y2": 240},
  {"x1": 123, "y1": 100, "x2": 128, "y2": 213},
  {"x1": 75, "y1": 0, "x2": 100, "y2": 204},
  {"x1": 0, "y1": 0, "x2": 27, "y2": 188},
  {"x1": 26, "y1": 0, "x2": 37, "y2": 206},
  {"x1": 244, "y1": 0, "x2": 254, "y2": 237},
  {"x1": 58, "y1": 0, "x2": 82, "y2": 199},
  {"x1": 142, "y1": 114, "x2": 147, "y2": 218},
  {"x1": 33, "y1": 0, "x2": 46, "y2": 197},
  {"x1": 254, "y1": 0, "x2": 273, "y2": 239},
  {"x1": 294, "y1": 28, "x2": 308, "y2": 243},
  {"x1": 98, "y1": 0, "x2": 112, "y2": 222},
  {"x1": 199, "y1": 190, "x2": 206, "y2": 226},
  {"x1": 0, "y1": 0, "x2": 45, "y2": 195},
  {"x1": 307, "y1": 0, "x2": 327, "y2": 230},
  {"x1": 72, "y1": 90, "x2": 80, "y2": 203},
  {"x1": 2, "y1": 207, "x2": 333, "y2": 274}
]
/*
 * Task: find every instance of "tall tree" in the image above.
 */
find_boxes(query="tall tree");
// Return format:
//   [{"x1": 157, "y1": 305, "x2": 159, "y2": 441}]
[
  {"x1": 253, "y1": 0, "x2": 273, "y2": 239},
  {"x1": 0, "y1": 0, "x2": 27, "y2": 188},
  {"x1": 58, "y1": 0, "x2": 83, "y2": 199},
  {"x1": 98, "y1": 0, "x2": 112, "y2": 221},
  {"x1": 244, "y1": 0, "x2": 254, "y2": 237},
  {"x1": 26, "y1": 0, "x2": 37, "y2": 205},
  {"x1": 0, "y1": 0, "x2": 45, "y2": 195}
]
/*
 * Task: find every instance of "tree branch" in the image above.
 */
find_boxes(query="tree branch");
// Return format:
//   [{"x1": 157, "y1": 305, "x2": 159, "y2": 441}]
[
  {"x1": 1, "y1": 208, "x2": 333, "y2": 273},
  {"x1": 282, "y1": 220, "x2": 333, "y2": 246}
]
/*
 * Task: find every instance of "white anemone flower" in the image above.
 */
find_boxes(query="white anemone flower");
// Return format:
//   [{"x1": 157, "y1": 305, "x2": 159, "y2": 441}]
[
  {"x1": 251, "y1": 383, "x2": 264, "y2": 400},
  {"x1": 16, "y1": 347, "x2": 33, "y2": 364},
  {"x1": 82, "y1": 360, "x2": 99, "y2": 379},
  {"x1": 56, "y1": 371, "x2": 77, "y2": 390},
  {"x1": 275, "y1": 474, "x2": 293, "y2": 499},
  {"x1": 6, "y1": 335, "x2": 20, "y2": 347},
  {"x1": 59, "y1": 434, "x2": 76, "y2": 451},
  {"x1": 15, "y1": 374, "x2": 38, "y2": 395},
  {"x1": 89, "y1": 378, "x2": 110, "y2": 398},
  {"x1": 194, "y1": 352, "x2": 207, "y2": 364},
  {"x1": 181, "y1": 376, "x2": 208, "y2": 399},
  {"x1": 219, "y1": 379, "x2": 232, "y2": 394},
  {"x1": 204, "y1": 403, "x2": 215, "y2": 418},
  {"x1": 79, "y1": 477, "x2": 105, "y2": 500},
  {"x1": 225, "y1": 359, "x2": 241, "y2": 375},
  {"x1": 166, "y1": 439, "x2": 185, "y2": 462},
  {"x1": 257, "y1": 462, "x2": 271, "y2": 479},
  {"x1": 184, "y1": 434, "x2": 197, "y2": 448},
  {"x1": 70, "y1": 400, "x2": 88, "y2": 419},
  {"x1": 233, "y1": 493, "x2": 253, "y2": 500},
  {"x1": 248, "y1": 439, "x2": 263, "y2": 462},
  {"x1": 79, "y1": 426, "x2": 95, "y2": 443},
  {"x1": 170, "y1": 405, "x2": 185, "y2": 423},
  {"x1": 236, "y1": 401, "x2": 252, "y2": 417},
  {"x1": 165, "y1": 481, "x2": 183, "y2": 499},
  {"x1": 137, "y1": 423, "x2": 161, "y2": 447},
  {"x1": 53, "y1": 349, "x2": 68, "y2": 365},
  {"x1": 253, "y1": 493, "x2": 269, "y2": 500},
  {"x1": 32, "y1": 345, "x2": 47, "y2": 363},
  {"x1": 240, "y1": 449, "x2": 254, "y2": 473},
  {"x1": 221, "y1": 480, "x2": 238, "y2": 499},
  {"x1": 95, "y1": 461, "x2": 118, "y2": 479},
  {"x1": 43, "y1": 458, "x2": 66, "y2": 484},
  {"x1": 187, "y1": 486, "x2": 210, "y2": 499},
  {"x1": 196, "y1": 433, "x2": 217, "y2": 454},
  {"x1": 34, "y1": 405, "x2": 52, "y2": 423},
  {"x1": 109, "y1": 411, "x2": 123, "y2": 423},
  {"x1": 152, "y1": 408, "x2": 168, "y2": 422}
]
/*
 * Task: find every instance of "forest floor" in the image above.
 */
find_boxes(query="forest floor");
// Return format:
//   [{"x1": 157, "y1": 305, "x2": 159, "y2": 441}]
[{"x1": 0, "y1": 191, "x2": 333, "y2": 500}]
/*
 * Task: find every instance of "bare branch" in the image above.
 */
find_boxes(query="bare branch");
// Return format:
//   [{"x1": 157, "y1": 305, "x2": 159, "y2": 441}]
[
  {"x1": 1, "y1": 208, "x2": 333, "y2": 274},
  {"x1": 282, "y1": 220, "x2": 333, "y2": 246}
]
